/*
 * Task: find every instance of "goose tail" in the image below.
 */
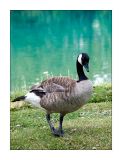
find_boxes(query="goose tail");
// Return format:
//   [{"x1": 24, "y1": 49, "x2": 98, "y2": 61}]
[{"x1": 12, "y1": 96, "x2": 26, "y2": 102}]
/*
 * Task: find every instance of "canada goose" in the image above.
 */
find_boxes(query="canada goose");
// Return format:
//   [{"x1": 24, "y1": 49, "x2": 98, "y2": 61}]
[{"x1": 12, "y1": 53, "x2": 93, "y2": 137}]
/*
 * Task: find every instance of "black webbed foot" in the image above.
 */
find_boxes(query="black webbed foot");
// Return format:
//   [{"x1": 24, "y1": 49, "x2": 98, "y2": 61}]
[
  {"x1": 51, "y1": 127, "x2": 64, "y2": 137},
  {"x1": 52, "y1": 129, "x2": 64, "y2": 137},
  {"x1": 58, "y1": 129, "x2": 64, "y2": 137},
  {"x1": 52, "y1": 129, "x2": 60, "y2": 137}
]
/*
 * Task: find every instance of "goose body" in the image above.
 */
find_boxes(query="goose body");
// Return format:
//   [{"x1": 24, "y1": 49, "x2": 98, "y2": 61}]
[
  {"x1": 12, "y1": 53, "x2": 93, "y2": 137},
  {"x1": 26, "y1": 77, "x2": 92, "y2": 114}
]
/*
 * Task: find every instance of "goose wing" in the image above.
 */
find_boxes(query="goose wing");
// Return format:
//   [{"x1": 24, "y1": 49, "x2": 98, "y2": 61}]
[
  {"x1": 30, "y1": 77, "x2": 76, "y2": 93},
  {"x1": 40, "y1": 76, "x2": 76, "y2": 93},
  {"x1": 43, "y1": 83, "x2": 65, "y2": 93}
]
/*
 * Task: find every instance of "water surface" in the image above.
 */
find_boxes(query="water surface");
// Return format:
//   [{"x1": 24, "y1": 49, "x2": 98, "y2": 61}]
[{"x1": 10, "y1": 10, "x2": 112, "y2": 91}]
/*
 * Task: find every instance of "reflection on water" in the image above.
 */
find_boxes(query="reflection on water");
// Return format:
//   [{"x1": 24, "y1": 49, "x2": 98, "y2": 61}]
[{"x1": 10, "y1": 10, "x2": 112, "y2": 91}]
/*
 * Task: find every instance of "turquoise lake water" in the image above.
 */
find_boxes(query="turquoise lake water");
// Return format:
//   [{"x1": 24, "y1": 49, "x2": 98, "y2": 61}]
[{"x1": 10, "y1": 10, "x2": 112, "y2": 92}]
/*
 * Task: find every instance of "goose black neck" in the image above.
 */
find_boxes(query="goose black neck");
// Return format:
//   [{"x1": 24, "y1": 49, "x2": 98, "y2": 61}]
[{"x1": 76, "y1": 60, "x2": 88, "y2": 82}]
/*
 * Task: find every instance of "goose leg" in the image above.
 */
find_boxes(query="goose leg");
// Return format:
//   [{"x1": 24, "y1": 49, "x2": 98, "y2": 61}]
[
  {"x1": 46, "y1": 113, "x2": 59, "y2": 136},
  {"x1": 58, "y1": 113, "x2": 65, "y2": 136}
]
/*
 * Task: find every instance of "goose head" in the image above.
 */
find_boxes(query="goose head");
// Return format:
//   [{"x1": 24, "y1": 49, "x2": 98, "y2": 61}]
[
  {"x1": 77, "y1": 53, "x2": 89, "y2": 72},
  {"x1": 77, "y1": 53, "x2": 90, "y2": 81}
]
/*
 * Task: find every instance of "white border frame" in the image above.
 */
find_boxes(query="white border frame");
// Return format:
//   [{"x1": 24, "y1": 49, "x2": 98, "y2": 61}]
[{"x1": 0, "y1": 0, "x2": 122, "y2": 160}]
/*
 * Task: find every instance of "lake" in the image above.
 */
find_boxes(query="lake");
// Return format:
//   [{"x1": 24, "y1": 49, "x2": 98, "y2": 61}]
[{"x1": 10, "y1": 10, "x2": 112, "y2": 92}]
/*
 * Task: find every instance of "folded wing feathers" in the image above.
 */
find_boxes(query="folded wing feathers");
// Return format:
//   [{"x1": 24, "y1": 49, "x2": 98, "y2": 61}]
[
  {"x1": 44, "y1": 83, "x2": 65, "y2": 93},
  {"x1": 41, "y1": 77, "x2": 76, "y2": 93},
  {"x1": 30, "y1": 77, "x2": 76, "y2": 94}
]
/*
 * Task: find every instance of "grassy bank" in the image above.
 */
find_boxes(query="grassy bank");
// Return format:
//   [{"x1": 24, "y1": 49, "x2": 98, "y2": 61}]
[{"x1": 10, "y1": 84, "x2": 112, "y2": 150}]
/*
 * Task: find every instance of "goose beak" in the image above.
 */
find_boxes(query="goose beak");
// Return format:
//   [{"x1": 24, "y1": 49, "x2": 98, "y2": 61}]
[{"x1": 84, "y1": 63, "x2": 89, "y2": 72}]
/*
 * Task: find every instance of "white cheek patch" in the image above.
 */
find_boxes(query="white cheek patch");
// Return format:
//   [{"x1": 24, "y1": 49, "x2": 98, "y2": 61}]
[
  {"x1": 25, "y1": 92, "x2": 40, "y2": 107},
  {"x1": 78, "y1": 54, "x2": 82, "y2": 65}
]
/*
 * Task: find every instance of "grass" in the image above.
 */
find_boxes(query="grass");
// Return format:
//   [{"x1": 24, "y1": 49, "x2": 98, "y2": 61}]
[{"x1": 10, "y1": 84, "x2": 112, "y2": 150}]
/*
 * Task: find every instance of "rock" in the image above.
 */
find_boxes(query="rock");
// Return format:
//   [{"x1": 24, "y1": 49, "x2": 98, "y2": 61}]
[
  {"x1": 16, "y1": 124, "x2": 21, "y2": 127},
  {"x1": 92, "y1": 147, "x2": 97, "y2": 150}
]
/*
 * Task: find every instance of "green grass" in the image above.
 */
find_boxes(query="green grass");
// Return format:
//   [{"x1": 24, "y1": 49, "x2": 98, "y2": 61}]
[
  {"x1": 10, "y1": 84, "x2": 112, "y2": 150},
  {"x1": 90, "y1": 84, "x2": 112, "y2": 103}
]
